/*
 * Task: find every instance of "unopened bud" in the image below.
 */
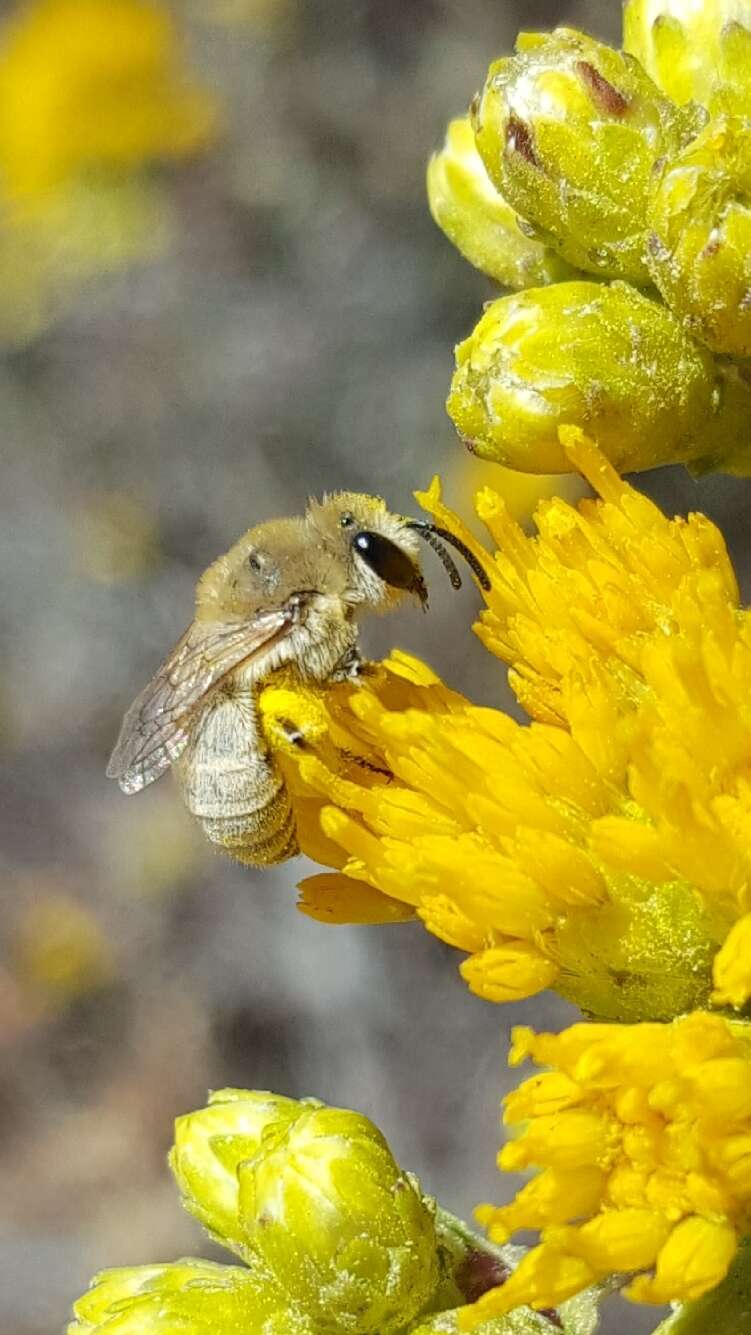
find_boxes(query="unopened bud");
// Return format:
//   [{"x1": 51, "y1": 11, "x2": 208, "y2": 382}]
[
  {"x1": 447, "y1": 281, "x2": 736, "y2": 474},
  {"x1": 408, "y1": 1314, "x2": 540, "y2": 1334},
  {"x1": 169, "y1": 1088, "x2": 304, "y2": 1253},
  {"x1": 647, "y1": 115, "x2": 751, "y2": 355},
  {"x1": 238, "y1": 1102, "x2": 440, "y2": 1333},
  {"x1": 427, "y1": 117, "x2": 575, "y2": 289},
  {"x1": 472, "y1": 28, "x2": 702, "y2": 284},
  {"x1": 624, "y1": 0, "x2": 751, "y2": 115},
  {"x1": 68, "y1": 1258, "x2": 315, "y2": 1335}
]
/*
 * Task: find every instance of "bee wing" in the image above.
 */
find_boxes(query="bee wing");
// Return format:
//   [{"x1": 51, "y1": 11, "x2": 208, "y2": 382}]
[{"x1": 106, "y1": 606, "x2": 298, "y2": 795}]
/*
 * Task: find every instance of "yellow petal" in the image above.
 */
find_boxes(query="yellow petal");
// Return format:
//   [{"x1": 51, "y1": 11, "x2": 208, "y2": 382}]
[
  {"x1": 553, "y1": 1208, "x2": 669, "y2": 1273},
  {"x1": 382, "y1": 649, "x2": 443, "y2": 687},
  {"x1": 559, "y1": 425, "x2": 629, "y2": 506},
  {"x1": 498, "y1": 1109, "x2": 613, "y2": 1173},
  {"x1": 689, "y1": 1056, "x2": 751, "y2": 1121},
  {"x1": 418, "y1": 895, "x2": 487, "y2": 952},
  {"x1": 712, "y1": 913, "x2": 751, "y2": 1008},
  {"x1": 292, "y1": 797, "x2": 348, "y2": 870},
  {"x1": 460, "y1": 943, "x2": 559, "y2": 1002},
  {"x1": 504, "y1": 1071, "x2": 584, "y2": 1122},
  {"x1": 477, "y1": 1166, "x2": 604, "y2": 1240},
  {"x1": 296, "y1": 873, "x2": 414, "y2": 925},
  {"x1": 626, "y1": 1217, "x2": 737, "y2": 1304}
]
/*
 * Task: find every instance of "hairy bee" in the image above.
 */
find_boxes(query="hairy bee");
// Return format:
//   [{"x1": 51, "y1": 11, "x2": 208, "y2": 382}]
[{"x1": 107, "y1": 493, "x2": 488, "y2": 866}]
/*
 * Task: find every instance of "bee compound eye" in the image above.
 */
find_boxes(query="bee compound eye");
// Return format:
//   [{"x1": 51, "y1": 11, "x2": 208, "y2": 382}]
[{"x1": 353, "y1": 530, "x2": 419, "y2": 591}]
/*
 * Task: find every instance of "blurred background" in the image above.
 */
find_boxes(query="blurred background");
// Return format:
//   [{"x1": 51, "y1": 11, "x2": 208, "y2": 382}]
[{"x1": 3, "y1": 3, "x2": 751, "y2": 1333}]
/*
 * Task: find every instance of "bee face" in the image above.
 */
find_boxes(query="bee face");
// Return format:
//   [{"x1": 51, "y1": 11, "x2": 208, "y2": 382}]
[{"x1": 306, "y1": 492, "x2": 427, "y2": 611}]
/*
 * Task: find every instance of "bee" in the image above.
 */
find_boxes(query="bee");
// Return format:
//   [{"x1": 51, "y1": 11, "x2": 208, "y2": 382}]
[{"x1": 106, "y1": 493, "x2": 489, "y2": 866}]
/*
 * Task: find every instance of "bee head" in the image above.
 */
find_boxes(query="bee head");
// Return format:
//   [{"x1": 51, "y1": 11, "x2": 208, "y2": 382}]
[
  {"x1": 307, "y1": 492, "x2": 428, "y2": 612},
  {"x1": 307, "y1": 491, "x2": 491, "y2": 614}
]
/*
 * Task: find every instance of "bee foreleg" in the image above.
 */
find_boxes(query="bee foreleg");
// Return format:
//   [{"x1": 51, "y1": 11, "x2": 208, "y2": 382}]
[
  {"x1": 338, "y1": 748, "x2": 393, "y2": 781},
  {"x1": 329, "y1": 645, "x2": 374, "y2": 682}
]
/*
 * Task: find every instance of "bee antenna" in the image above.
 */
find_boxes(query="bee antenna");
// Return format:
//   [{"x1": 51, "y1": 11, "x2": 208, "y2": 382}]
[{"x1": 407, "y1": 520, "x2": 491, "y2": 592}]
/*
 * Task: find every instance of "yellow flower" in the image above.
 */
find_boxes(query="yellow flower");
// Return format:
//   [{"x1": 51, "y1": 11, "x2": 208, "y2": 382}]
[
  {"x1": 262, "y1": 429, "x2": 751, "y2": 1021},
  {"x1": 0, "y1": 0, "x2": 215, "y2": 205},
  {"x1": 467, "y1": 1011, "x2": 751, "y2": 1321}
]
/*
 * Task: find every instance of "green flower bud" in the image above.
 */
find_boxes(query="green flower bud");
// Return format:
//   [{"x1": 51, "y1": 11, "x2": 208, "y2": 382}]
[
  {"x1": 447, "y1": 281, "x2": 738, "y2": 474},
  {"x1": 427, "y1": 117, "x2": 576, "y2": 289},
  {"x1": 68, "y1": 1258, "x2": 315, "y2": 1335},
  {"x1": 472, "y1": 28, "x2": 702, "y2": 284},
  {"x1": 169, "y1": 1088, "x2": 304, "y2": 1253},
  {"x1": 408, "y1": 1312, "x2": 547, "y2": 1334},
  {"x1": 409, "y1": 1287, "x2": 599, "y2": 1335},
  {"x1": 238, "y1": 1102, "x2": 440, "y2": 1334},
  {"x1": 712, "y1": 19, "x2": 751, "y2": 116},
  {"x1": 624, "y1": 0, "x2": 751, "y2": 115},
  {"x1": 647, "y1": 115, "x2": 751, "y2": 354}
]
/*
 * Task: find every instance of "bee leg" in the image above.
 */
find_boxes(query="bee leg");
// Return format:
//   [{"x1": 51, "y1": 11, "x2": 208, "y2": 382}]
[
  {"x1": 338, "y1": 748, "x2": 393, "y2": 781},
  {"x1": 329, "y1": 645, "x2": 374, "y2": 682}
]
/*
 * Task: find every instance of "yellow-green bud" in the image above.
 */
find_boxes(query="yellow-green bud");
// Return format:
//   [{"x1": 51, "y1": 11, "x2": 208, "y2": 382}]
[
  {"x1": 624, "y1": 0, "x2": 751, "y2": 115},
  {"x1": 647, "y1": 115, "x2": 751, "y2": 354},
  {"x1": 447, "y1": 281, "x2": 730, "y2": 473},
  {"x1": 427, "y1": 117, "x2": 576, "y2": 289},
  {"x1": 238, "y1": 1102, "x2": 440, "y2": 1334},
  {"x1": 472, "y1": 28, "x2": 702, "y2": 284},
  {"x1": 169, "y1": 1088, "x2": 304, "y2": 1253},
  {"x1": 408, "y1": 1313, "x2": 546, "y2": 1334},
  {"x1": 409, "y1": 1292, "x2": 599, "y2": 1335},
  {"x1": 68, "y1": 1258, "x2": 315, "y2": 1335}
]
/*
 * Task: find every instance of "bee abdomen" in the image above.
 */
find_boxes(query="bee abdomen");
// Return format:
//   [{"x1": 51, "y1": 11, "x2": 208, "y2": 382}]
[{"x1": 199, "y1": 784, "x2": 299, "y2": 867}]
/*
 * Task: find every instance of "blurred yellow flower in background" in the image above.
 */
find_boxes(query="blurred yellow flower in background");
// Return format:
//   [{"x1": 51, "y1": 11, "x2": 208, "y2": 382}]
[
  {"x1": 74, "y1": 491, "x2": 159, "y2": 584},
  {"x1": 446, "y1": 453, "x2": 586, "y2": 529},
  {"x1": 0, "y1": 0, "x2": 217, "y2": 339},
  {"x1": 262, "y1": 430, "x2": 751, "y2": 1023},
  {"x1": 13, "y1": 889, "x2": 114, "y2": 1006},
  {"x1": 470, "y1": 1012, "x2": 751, "y2": 1320},
  {"x1": 0, "y1": 0, "x2": 214, "y2": 205}
]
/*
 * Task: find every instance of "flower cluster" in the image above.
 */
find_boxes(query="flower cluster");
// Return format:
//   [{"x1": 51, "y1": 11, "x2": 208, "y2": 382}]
[
  {"x1": 474, "y1": 1013, "x2": 751, "y2": 1318},
  {"x1": 261, "y1": 431, "x2": 751, "y2": 1023},
  {"x1": 429, "y1": 2, "x2": 751, "y2": 477},
  {"x1": 249, "y1": 429, "x2": 751, "y2": 1323}
]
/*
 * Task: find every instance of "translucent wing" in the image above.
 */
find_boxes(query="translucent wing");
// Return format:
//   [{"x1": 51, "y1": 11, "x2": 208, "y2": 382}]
[{"x1": 106, "y1": 606, "x2": 298, "y2": 795}]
